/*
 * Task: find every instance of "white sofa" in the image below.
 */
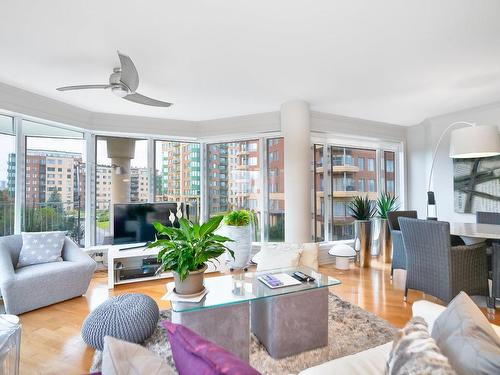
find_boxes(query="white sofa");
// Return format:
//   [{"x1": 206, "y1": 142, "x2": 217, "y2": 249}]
[{"x1": 299, "y1": 300, "x2": 500, "y2": 375}]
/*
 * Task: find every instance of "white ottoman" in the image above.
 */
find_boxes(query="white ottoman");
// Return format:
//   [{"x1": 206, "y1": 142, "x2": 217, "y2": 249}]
[{"x1": 329, "y1": 244, "x2": 356, "y2": 270}]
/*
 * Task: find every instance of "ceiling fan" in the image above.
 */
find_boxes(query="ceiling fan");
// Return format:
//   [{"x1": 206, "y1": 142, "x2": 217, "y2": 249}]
[{"x1": 56, "y1": 51, "x2": 172, "y2": 107}]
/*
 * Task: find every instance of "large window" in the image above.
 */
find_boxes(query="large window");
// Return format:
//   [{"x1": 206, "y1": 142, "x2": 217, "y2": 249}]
[
  {"x1": 0, "y1": 110, "x2": 403, "y2": 248},
  {"x1": 154, "y1": 141, "x2": 200, "y2": 222},
  {"x1": 267, "y1": 138, "x2": 284, "y2": 241},
  {"x1": 207, "y1": 140, "x2": 261, "y2": 240},
  {"x1": 313, "y1": 145, "x2": 325, "y2": 241},
  {"x1": 314, "y1": 144, "x2": 397, "y2": 243},
  {"x1": 383, "y1": 151, "x2": 396, "y2": 194},
  {"x1": 23, "y1": 121, "x2": 86, "y2": 245},
  {"x1": 330, "y1": 146, "x2": 378, "y2": 241},
  {"x1": 95, "y1": 136, "x2": 148, "y2": 245},
  {"x1": 0, "y1": 115, "x2": 15, "y2": 236}
]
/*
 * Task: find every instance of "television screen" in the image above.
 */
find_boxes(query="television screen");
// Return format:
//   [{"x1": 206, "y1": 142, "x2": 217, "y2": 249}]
[{"x1": 113, "y1": 202, "x2": 184, "y2": 245}]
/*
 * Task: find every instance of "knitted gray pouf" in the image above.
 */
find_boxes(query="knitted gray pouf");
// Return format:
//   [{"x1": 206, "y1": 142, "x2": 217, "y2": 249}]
[{"x1": 81, "y1": 293, "x2": 159, "y2": 350}]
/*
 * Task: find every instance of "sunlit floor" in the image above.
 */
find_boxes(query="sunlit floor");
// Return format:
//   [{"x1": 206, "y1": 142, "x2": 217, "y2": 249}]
[{"x1": 16, "y1": 261, "x2": 500, "y2": 374}]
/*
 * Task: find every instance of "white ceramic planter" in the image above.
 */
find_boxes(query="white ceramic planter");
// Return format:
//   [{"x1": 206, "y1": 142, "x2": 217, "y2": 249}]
[{"x1": 223, "y1": 225, "x2": 252, "y2": 269}]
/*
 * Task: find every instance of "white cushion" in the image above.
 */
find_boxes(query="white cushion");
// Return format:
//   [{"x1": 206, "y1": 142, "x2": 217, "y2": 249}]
[
  {"x1": 412, "y1": 299, "x2": 500, "y2": 337},
  {"x1": 299, "y1": 342, "x2": 392, "y2": 375},
  {"x1": 255, "y1": 243, "x2": 302, "y2": 271},
  {"x1": 102, "y1": 336, "x2": 174, "y2": 375},
  {"x1": 17, "y1": 231, "x2": 65, "y2": 268},
  {"x1": 299, "y1": 242, "x2": 319, "y2": 271}
]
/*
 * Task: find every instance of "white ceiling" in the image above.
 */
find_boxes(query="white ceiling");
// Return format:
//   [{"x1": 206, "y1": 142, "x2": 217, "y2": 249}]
[{"x1": 1, "y1": 0, "x2": 500, "y2": 126}]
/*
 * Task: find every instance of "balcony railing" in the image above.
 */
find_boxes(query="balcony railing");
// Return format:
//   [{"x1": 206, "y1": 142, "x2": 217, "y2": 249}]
[
  {"x1": 0, "y1": 201, "x2": 88, "y2": 246},
  {"x1": 0, "y1": 202, "x2": 15, "y2": 237}
]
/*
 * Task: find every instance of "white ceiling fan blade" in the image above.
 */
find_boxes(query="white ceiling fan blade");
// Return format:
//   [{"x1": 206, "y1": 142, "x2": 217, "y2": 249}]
[
  {"x1": 123, "y1": 93, "x2": 173, "y2": 107},
  {"x1": 57, "y1": 84, "x2": 110, "y2": 91},
  {"x1": 117, "y1": 51, "x2": 139, "y2": 92}
]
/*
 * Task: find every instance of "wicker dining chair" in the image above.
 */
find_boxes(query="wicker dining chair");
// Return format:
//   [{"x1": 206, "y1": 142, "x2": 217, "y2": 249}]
[
  {"x1": 477, "y1": 211, "x2": 500, "y2": 298},
  {"x1": 386, "y1": 211, "x2": 417, "y2": 278},
  {"x1": 492, "y1": 243, "x2": 500, "y2": 300},
  {"x1": 399, "y1": 217, "x2": 488, "y2": 303}
]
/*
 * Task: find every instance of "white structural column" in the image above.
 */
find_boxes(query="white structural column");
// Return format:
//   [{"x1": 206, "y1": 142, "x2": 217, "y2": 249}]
[
  {"x1": 106, "y1": 137, "x2": 136, "y2": 235},
  {"x1": 281, "y1": 100, "x2": 311, "y2": 243}
]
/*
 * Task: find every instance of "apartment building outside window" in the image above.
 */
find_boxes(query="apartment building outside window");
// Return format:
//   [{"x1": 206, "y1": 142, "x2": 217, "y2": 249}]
[
  {"x1": 358, "y1": 157, "x2": 365, "y2": 171},
  {"x1": 267, "y1": 138, "x2": 284, "y2": 241},
  {"x1": 383, "y1": 151, "x2": 396, "y2": 195},
  {"x1": 368, "y1": 158, "x2": 375, "y2": 171},
  {"x1": 313, "y1": 145, "x2": 325, "y2": 241},
  {"x1": 207, "y1": 139, "x2": 262, "y2": 241},
  {"x1": 0, "y1": 109, "x2": 403, "y2": 249},
  {"x1": 314, "y1": 144, "x2": 398, "y2": 242},
  {"x1": 154, "y1": 140, "x2": 201, "y2": 222},
  {"x1": 0, "y1": 115, "x2": 15, "y2": 236},
  {"x1": 21, "y1": 121, "x2": 86, "y2": 245}
]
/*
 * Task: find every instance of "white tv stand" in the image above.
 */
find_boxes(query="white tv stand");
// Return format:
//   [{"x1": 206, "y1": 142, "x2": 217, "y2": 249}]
[{"x1": 107, "y1": 243, "x2": 222, "y2": 289}]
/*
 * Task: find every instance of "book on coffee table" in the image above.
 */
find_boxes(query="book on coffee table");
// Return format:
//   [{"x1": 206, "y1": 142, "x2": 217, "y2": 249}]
[{"x1": 258, "y1": 273, "x2": 302, "y2": 289}]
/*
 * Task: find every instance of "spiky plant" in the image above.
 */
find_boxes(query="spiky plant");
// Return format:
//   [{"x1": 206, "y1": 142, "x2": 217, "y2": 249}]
[
  {"x1": 224, "y1": 209, "x2": 253, "y2": 226},
  {"x1": 376, "y1": 192, "x2": 400, "y2": 219},
  {"x1": 348, "y1": 196, "x2": 377, "y2": 221}
]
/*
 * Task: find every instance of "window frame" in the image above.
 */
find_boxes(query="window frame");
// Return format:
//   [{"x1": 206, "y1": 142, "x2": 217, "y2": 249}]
[
  {"x1": 152, "y1": 139, "x2": 201, "y2": 222},
  {"x1": 311, "y1": 135, "x2": 404, "y2": 243}
]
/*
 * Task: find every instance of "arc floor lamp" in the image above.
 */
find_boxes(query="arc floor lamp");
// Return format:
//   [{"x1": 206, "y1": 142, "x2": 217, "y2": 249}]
[{"x1": 427, "y1": 122, "x2": 500, "y2": 220}]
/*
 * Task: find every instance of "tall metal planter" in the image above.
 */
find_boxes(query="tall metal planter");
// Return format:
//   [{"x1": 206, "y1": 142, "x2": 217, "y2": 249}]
[
  {"x1": 354, "y1": 220, "x2": 373, "y2": 268},
  {"x1": 371, "y1": 218, "x2": 381, "y2": 256},
  {"x1": 380, "y1": 219, "x2": 392, "y2": 264}
]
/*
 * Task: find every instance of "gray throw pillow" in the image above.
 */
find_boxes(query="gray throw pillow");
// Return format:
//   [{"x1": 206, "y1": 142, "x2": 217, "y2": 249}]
[
  {"x1": 387, "y1": 316, "x2": 456, "y2": 375},
  {"x1": 17, "y1": 231, "x2": 66, "y2": 268},
  {"x1": 431, "y1": 291, "x2": 500, "y2": 375}
]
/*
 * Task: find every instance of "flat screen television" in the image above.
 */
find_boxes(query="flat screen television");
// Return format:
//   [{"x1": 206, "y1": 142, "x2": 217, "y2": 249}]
[{"x1": 113, "y1": 202, "x2": 184, "y2": 245}]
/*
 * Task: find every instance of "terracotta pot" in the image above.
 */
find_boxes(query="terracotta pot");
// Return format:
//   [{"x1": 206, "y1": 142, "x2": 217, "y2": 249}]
[{"x1": 173, "y1": 264, "x2": 207, "y2": 295}]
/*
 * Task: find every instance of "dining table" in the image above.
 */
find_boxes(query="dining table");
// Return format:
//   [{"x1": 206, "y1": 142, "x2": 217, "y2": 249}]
[{"x1": 449, "y1": 222, "x2": 500, "y2": 244}]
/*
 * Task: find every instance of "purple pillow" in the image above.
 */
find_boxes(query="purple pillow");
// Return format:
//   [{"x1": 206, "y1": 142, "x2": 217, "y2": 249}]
[{"x1": 162, "y1": 321, "x2": 260, "y2": 375}]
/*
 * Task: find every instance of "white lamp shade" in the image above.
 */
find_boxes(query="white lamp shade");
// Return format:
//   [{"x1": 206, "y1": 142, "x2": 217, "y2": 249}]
[{"x1": 449, "y1": 125, "x2": 500, "y2": 159}]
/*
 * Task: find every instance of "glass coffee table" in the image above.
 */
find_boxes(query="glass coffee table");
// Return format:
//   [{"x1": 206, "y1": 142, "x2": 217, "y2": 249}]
[{"x1": 166, "y1": 266, "x2": 341, "y2": 361}]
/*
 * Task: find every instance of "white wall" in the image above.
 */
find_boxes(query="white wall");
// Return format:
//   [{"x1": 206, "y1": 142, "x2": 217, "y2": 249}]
[
  {"x1": 406, "y1": 101, "x2": 500, "y2": 222},
  {"x1": 311, "y1": 111, "x2": 406, "y2": 141},
  {"x1": 197, "y1": 112, "x2": 280, "y2": 140}
]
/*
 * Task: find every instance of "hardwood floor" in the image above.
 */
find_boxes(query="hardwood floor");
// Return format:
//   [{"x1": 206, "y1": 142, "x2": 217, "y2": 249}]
[{"x1": 16, "y1": 261, "x2": 500, "y2": 374}]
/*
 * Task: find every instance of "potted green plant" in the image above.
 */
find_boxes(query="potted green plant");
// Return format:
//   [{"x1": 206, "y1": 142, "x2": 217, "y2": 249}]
[
  {"x1": 376, "y1": 192, "x2": 400, "y2": 264},
  {"x1": 349, "y1": 196, "x2": 376, "y2": 268},
  {"x1": 149, "y1": 215, "x2": 234, "y2": 296},
  {"x1": 221, "y1": 210, "x2": 253, "y2": 270}
]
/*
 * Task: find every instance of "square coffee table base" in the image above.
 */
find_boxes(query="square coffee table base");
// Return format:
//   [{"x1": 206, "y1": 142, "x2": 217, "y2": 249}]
[
  {"x1": 251, "y1": 287, "x2": 329, "y2": 359},
  {"x1": 171, "y1": 302, "x2": 250, "y2": 362}
]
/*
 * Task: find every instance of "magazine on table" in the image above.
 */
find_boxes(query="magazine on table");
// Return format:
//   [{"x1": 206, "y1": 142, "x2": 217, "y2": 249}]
[{"x1": 258, "y1": 273, "x2": 302, "y2": 289}]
